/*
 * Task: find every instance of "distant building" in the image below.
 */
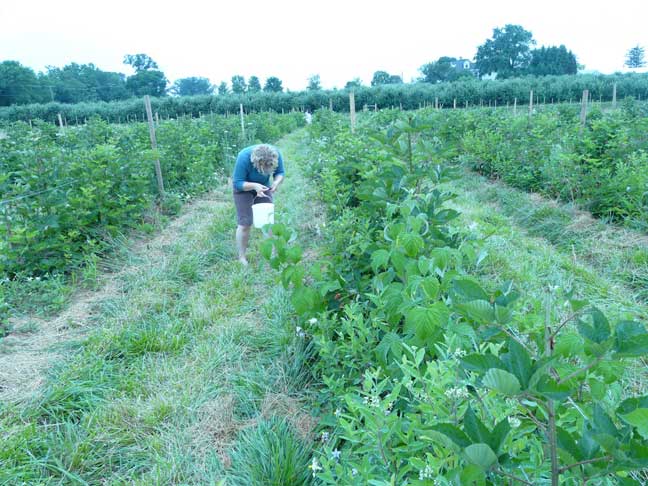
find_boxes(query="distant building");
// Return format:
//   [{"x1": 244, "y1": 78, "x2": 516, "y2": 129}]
[{"x1": 452, "y1": 59, "x2": 479, "y2": 76}]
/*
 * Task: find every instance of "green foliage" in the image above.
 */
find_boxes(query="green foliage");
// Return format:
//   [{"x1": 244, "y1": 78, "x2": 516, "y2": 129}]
[
  {"x1": 170, "y1": 77, "x2": 214, "y2": 96},
  {"x1": 123, "y1": 53, "x2": 159, "y2": 73},
  {"x1": 0, "y1": 111, "x2": 304, "y2": 334},
  {"x1": 231, "y1": 75, "x2": 247, "y2": 94},
  {"x1": 248, "y1": 76, "x2": 262, "y2": 93},
  {"x1": 625, "y1": 45, "x2": 646, "y2": 69},
  {"x1": 228, "y1": 417, "x2": 313, "y2": 486},
  {"x1": 475, "y1": 24, "x2": 535, "y2": 78},
  {"x1": 262, "y1": 110, "x2": 648, "y2": 485},
  {"x1": 264, "y1": 76, "x2": 283, "y2": 93},
  {"x1": 528, "y1": 45, "x2": 578, "y2": 76},
  {"x1": 125, "y1": 70, "x2": 168, "y2": 97},
  {"x1": 371, "y1": 71, "x2": 403, "y2": 86},
  {"x1": 0, "y1": 61, "x2": 47, "y2": 106},
  {"x1": 419, "y1": 57, "x2": 475, "y2": 83},
  {"x1": 307, "y1": 74, "x2": 322, "y2": 91},
  {"x1": 3, "y1": 72, "x2": 648, "y2": 123}
]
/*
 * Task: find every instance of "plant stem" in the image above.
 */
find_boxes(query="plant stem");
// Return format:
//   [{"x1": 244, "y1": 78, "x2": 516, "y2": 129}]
[
  {"x1": 496, "y1": 469, "x2": 535, "y2": 485},
  {"x1": 545, "y1": 294, "x2": 560, "y2": 486},
  {"x1": 558, "y1": 455, "x2": 612, "y2": 474},
  {"x1": 557, "y1": 357, "x2": 604, "y2": 385}
]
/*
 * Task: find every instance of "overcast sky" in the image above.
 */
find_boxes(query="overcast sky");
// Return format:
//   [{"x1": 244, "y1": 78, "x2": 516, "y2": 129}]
[{"x1": 1, "y1": 0, "x2": 646, "y2": 91}]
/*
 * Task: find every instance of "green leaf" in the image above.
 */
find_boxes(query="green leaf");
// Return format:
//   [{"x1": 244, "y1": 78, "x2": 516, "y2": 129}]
[
  {"x1": 501, "y1": 339, "x2": 532, "y2": 389},
  {"x1": 620, "y1": 409, "x2": 648, "y2": 440},
  {"x1": 431, "y1": 423, "x2": 472, "y2": 448},
  {"x1": 461, "y1": 354, "x2": 506, "y2": 374},
  {"x1": 375, "y1": 332, "x2": 403, "y2": 366},
  {"x1": 419, "y1": 276, "x2": 440, "y2": 300},
  {"x1": 286, "y1": 246, "x2": 302, "y2": 264},
  {"x1": 490, "y1": 418, "x2": 511, "y2": 454},
  {"x1": 452, "y1": 278, "x2": 489, "y2": 302},
  {"x1": 459, "y1": 465, "x2": 486, "y2": 486},
  {"x1": 535, "y1": 375, "x2": 572, "y2": 401},
  {"x1": 464, "y1": 443, "x2": 498, "y2": 469},
  {"x1": 259, "y1": 239, "x2": 273, "y2": 260},
  {"x1": 290, "y1": 286, "x2": 319, "y2": 315},
  {"x1": 557, "y1": 427, "x2": 583, "y2": 461},
  {"x1": 578, "y1": 307, "x2": 611, "y2": 344},
  {"x1": 404, "y1": 302, "x2": 449, "y2": 342},
  {"x1": 592, "y1": 403, "x2": 618, "y2": 437},
  {"x1": 399, "y1": 232, "x2": 424, "y2": 257},
  {"x1": 456, "y1": 300, "x2": 495, "y2": 324},
  {"x1": 482, "y1": 368, "x2": 521, "y2": 396},
  {"x1": 371, "y1": 249, "x2": 390, "y2": 272},
  {"x1": 614, "y1": 320, "x2": 648, "y2": 358},
  {"x1": 463, "y1": 406, "x2": 491, "y2": 445}
]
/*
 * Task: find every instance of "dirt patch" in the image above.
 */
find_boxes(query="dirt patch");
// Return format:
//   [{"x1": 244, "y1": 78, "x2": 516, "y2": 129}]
[{"x1": 0, "y1": 192, "x2": 229, "y2": 403}]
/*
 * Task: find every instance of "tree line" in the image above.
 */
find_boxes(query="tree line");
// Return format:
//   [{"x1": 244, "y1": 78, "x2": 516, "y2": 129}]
[{"x1": 1, "y1": 24, "x2": 645, "y2": 108}]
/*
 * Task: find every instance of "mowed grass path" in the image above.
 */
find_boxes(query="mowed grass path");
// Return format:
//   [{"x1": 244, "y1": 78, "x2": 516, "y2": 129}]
[{"x1": 0, "y1": 130, "x2": 321, "y2": 485}]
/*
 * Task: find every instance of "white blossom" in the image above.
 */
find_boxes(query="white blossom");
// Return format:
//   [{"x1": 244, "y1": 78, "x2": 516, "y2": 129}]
[
  {"x1": 331, "y1": 449, "x2": 341, "y2": 461},
  {"x1": 508, "y1": 416, "x2": 522, "y2": 429}
]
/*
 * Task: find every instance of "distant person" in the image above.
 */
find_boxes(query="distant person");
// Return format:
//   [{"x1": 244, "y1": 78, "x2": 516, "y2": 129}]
[{"x1": 232, "y1": 144, "x2": 285, "y2": 265}]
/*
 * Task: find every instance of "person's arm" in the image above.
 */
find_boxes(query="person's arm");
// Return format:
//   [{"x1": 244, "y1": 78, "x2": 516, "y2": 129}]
[{"x1": 271, "y1": 151, "x2": 285, "y2": 192}]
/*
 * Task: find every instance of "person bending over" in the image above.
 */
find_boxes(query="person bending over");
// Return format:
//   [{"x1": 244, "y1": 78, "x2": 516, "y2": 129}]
[{"x1": 232, "y1": 144, "x2": 285, "y2": 265}]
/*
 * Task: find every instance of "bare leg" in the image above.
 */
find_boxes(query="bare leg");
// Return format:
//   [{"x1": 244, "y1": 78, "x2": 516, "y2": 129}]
[{"x1": 236, "y1": 225, "x2": 251, "y2": 265}]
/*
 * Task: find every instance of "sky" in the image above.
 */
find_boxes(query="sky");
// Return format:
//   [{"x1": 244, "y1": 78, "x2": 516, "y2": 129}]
[{"x1": 1, "y1": 0, "x2": 646, "y2": 91}]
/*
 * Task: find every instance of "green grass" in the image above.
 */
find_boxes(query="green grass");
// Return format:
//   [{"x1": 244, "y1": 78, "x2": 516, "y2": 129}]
[{"x1": 0, "y1": 130, "x2": 321, "y2": 485}]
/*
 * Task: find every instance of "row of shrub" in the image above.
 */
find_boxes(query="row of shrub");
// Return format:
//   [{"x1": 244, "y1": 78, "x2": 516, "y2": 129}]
[
  {"x1": 2, "y1": 72, "x2": 648, "y2": 124},
  {"x1": 261, "y1": 109, "x2": 648, "y2": 484},
  {"x1": 0, "y1": 111, "x2": 304, "y2": 279}
]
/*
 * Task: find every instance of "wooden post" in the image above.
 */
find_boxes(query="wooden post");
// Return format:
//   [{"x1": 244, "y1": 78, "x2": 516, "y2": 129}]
[
  {"x1": 528, "y1": 90, "x2": 533, "y2": 117},
  {"x1": 239, "y1": 103, "x2": 245, "y2": 139},
  {"x1": 155, "y1": 112, "x2": 160, "y2": 127},
  {"x1": 435, "y1": 97, "x2": 439, "y2": 110},
  {"x1": 374, "y1": 103, "x2": 378, "y2": 112},
  {"x1": 453, "y1": 98, "x2": 457, "y2": 109},
  {"x1": 399, "y1": 102, "x2": 403, "y2": 110},
  {"x1": 580, "y1": 90, "x2": 589, "y2": 132},
  {"x1": 144, "y1": 95, "x2": 165, "y2": 197},
  {"x1": 465, "y1": 100, "x2": 468, "y2": 109},
  {"x1": 329, "y1": 98, "x2": 333, "y2": 111},
  {"x1": 612, "y1": 83, "x2": 617, "y2": 109},
  {"x1": 28, "y1": 119, "x2": 33, "y2": 129},
  {"x1": 57, "y1": 113, "x2": 64, "y2": 129},
  {"x1": 349, "y1": 90, "x2": 356, "y2": 133},
  {"x1": 513, "y1": 98, "x2": 517, "y2": 115}
]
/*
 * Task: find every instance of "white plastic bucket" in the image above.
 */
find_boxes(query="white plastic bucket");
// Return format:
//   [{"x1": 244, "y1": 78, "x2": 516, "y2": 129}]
[{"x1": 252, "y1": 202, "x2": 274, "y2": 228}]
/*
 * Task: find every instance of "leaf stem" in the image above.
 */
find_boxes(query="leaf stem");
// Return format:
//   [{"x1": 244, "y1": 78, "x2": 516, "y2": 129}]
[{"x1": 558, "y1": 455, "x2": 612, "y2": 474}]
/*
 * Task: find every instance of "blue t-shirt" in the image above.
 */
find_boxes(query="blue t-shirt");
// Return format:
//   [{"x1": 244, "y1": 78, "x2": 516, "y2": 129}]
[{"x1": 232, "y1": 145, "x2": 285, "y2": 192}]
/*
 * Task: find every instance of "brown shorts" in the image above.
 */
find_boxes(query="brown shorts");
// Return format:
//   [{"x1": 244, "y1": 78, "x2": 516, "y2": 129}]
[{"x1": 233, "y1": 190, "x2": 273, "y2": 226}]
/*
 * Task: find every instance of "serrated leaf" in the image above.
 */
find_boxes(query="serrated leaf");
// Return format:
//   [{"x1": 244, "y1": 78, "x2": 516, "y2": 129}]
[
  {"x1": 578, "y1": 308, "x2": 611, "y2": 344},
  {"x1": 614, "y1": 320, "x2": 648, "y2": 358},
  {"x1": 453, "y1": 278, "x2": 489, "y2": 302},
  {"x1": 464, "y1": 443, "x2": 498, "y2": 469},
  {"x1": 456, "y1": 300, "x2": 495, "y2": 324},
  {"x1": 490, "y1": 418, "x2": 511, "y2": 454},
  {"x1": 557, "y1": 427, "x2": 582, "y2": 461},
  {"x1": 371, "y1": 249, "x2": 390, "y2": 272},
  {"x1": 404, "y1": 302, "x2": 449, "y2": 342},
  {"x1": 483, "y1": 368, "x2": 521, "y2": 396}
]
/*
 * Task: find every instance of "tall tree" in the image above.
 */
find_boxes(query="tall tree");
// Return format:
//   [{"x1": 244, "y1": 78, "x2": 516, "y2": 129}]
[
  {"x1": 475, "y1": 24, "x2": 535, "y2": 78},
  {"x1": 231, "y1": 75, "x2": 247, "y2": 94},
  {"x1": 125, "y1": 71, "x2": 167, "y2": 97},
  {"x1": 528, "y1": 46, "x2": 578, "y2": 76},
  {"x1": 45, "y1": 63, "x2": 129, "y2": 103},
  {"x1": 419, "y1": 57, "x2": 474, "y2": 83},
  {"x1": 371, "y1": 71, "x2": 402, "y2": 86},
  {"x1": 345, "y1": 78, "x2": 363, "y2": 89},
  {"x1": 263, "y1": 76, "x2": 283, "y2": 92},
  {"x1": 217, "y1": 81, "x2": 229, "y2": 95},
  {"x1": 307, "y1": 74, "x2": 321, "y2": 90},
  {"x1": 0, "y1": 61, "x2": 44, "y2": 106},
  {"x1": 248, "y1": 76, "x2": 261, "y2": 92},
  {"x1": 122, "y1": 54, "x2": 167, "y2": 97},
  {"x1": 625, "y1": 45, "x2": 646, "y2": 69},
  {"x1": 123, "y1": 54, "x2": 159, "y2": 73},
  {"x1": 170, "y1": 77, "x2": 214, "y2": 96}
]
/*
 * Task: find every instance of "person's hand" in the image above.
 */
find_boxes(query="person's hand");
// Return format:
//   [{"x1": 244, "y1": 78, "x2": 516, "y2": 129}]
[
  {"x1": 255, "y1": 183, "x2": 270, "y2": 197},
  {"x1": 269, "y1": 184, "x2": 278, "y2": 194}
]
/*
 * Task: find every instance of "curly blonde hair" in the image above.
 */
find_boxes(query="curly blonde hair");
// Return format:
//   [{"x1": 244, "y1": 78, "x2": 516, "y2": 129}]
[{"x1": 251, "y1": 145, "x2": 279, "y2": 175}]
